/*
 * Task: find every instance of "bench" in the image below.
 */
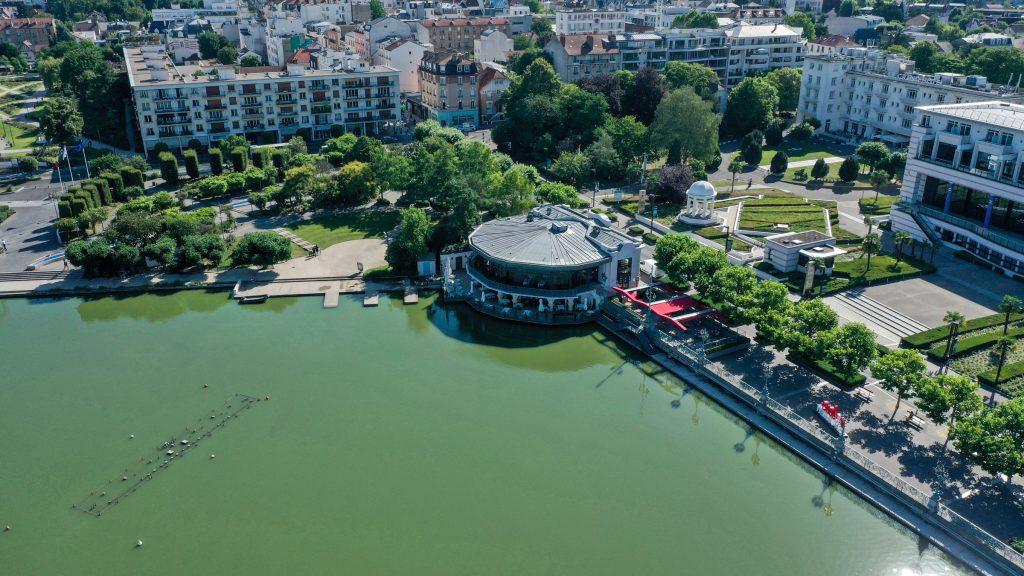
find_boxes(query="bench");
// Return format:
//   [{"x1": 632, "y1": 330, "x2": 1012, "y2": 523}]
[
  {"x1": 853, "y1": 388, "x2": 873, "y2": 401},
  {"x1": 906, "y1": 413, "x2": 925, "y2": 430}
]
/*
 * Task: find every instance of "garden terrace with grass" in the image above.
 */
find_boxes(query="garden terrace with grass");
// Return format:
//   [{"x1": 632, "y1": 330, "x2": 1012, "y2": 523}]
[
  {"x1": 901, "y1": 312, "x2": 1024, "y2": 349},
  {"x1": 693, "y1": 226, "x2": 753, "y2": 252},
  {"x1": 781, "y1": 163, "x2": 897, "y2": 191},
  {"x1": 758, "y1": 140, "x2": 847, "y2": 165},
  {"x1": 788, "y1": 253, "x2": 936, "y2": 296},
  {"x1": 928, "y1": 326, "x2": 1024, "y2": 361},
  {"x1": 738, "y1": 196, "x2": 836, "y2": 234},
  {"x1": 285, "y1": 210, "x2": 402, "y2": 249}
]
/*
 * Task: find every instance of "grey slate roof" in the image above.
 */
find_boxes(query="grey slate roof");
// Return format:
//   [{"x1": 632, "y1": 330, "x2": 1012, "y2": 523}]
[{"x1": 469, "y1": 204, "x2": 637, "y2": 270}]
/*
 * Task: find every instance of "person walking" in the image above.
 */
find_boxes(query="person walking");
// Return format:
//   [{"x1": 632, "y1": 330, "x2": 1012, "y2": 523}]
[
  {"x1": 63, "y1": 258, "x2": 69, "y2": 270},
  {"x1": 1, "y1": 238, "x2": 6, "y2": 253}
]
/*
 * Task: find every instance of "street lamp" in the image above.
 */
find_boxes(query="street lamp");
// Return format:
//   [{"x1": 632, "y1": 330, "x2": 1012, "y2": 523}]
[{"x1": 591, "y1": 169, "x2": 597, "y2": 208}]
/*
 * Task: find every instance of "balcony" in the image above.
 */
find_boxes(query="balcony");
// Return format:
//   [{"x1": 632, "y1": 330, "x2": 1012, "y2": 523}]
[
  {"x1": 916, "y1": 153, "x2": 1022, "y2": 188},
  {"x1": 466, "y1": 263, "x2": 601, "y2": 299},
  {"x1": 156, "y1": 116, "x2": 190, "y2": 126},
  {"x1": 908, "y1": 202, "x2": 1024, "y2": 257},
  {"x1": 278, "y1": 110, "x2": 298, "y2": 117},
  {"x1": 311, "y1": 105, "x2": 331, "y2": 114},
  {"x1": 154, "y1": 92, "x2": 187, "y2": 101},
  {"x1": 205, "y1": 103, "x2": 227, "y2": 111}
]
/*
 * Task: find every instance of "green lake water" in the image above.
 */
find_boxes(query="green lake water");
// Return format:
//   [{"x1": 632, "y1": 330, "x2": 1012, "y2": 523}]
[{"x1": 0, "y1": 292, "x2": 971, "y2": 575}]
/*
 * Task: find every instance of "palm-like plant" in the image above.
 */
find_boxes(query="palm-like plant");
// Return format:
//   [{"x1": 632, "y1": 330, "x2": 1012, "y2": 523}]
[
  {"x1": 942, "y1": 310, "x2": 966, "y2": 361},
  {"x1": 862, "y1": 232, "x2": 881, "y2": 272},
  {"x1": 729, "y1": 156, "x2": 743, "y2": 195},
  {"x1": 1000, "y1": 295, "x2": 1022, "y2": 335},
  {"x1": 863, "y1": 215, "x2": 874, "y2": 236},
  {"x1": 893, "y1": 231, "x2": 911, "y2": 263},
  {"x1": 993, "y1": 336, "x2": 1016, "y2": 384}
]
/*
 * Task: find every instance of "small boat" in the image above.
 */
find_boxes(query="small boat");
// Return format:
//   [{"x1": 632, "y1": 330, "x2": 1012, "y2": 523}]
[
  {"x1": 238, "y1": 294, "x2": 268, "y2": 304},
  {"x1": 136, "y1": 540, "x2": 144, "y2": 548}
]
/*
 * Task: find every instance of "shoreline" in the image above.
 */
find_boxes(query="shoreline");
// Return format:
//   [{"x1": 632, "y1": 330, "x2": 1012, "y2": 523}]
[{"x1": 0, "y1": 281, "x2": 1019, "y2": 575}]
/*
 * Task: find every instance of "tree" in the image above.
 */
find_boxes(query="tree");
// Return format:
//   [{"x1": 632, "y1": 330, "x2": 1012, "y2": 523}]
[
  {"x1": 964, "y1": 46, "x2": 1024, "y2": 85},
  {"x1": 144, "y1": 235, "x2": 178, "y2": 267},
  {"x1": 672, "y1": 11, "x2": 719, "y2": 28},
  {"x1": 942, "y1": 311, "x2": 966, "y2": 361},
  {"x1": 183, "y1": 150, "x2": 200, "y2": 180},
  {"x1": 209, "y1": 148, "x2": 224, "y2": 175},
  {"x1": 666, "y1": 245, "x2": 728, "y2": 296},
  {"x1": 811, "y1": 158, "x2": 829, "y2": 181},
  {"x1": 487, "y1": 167, "x2": 536, "y2": 217},
  {"x1": 530, "y1": 18, "x2": 554, "y2": 46},
  {"x1": 231, "y1": 231, "x2": 292, "y2": 267},
  {"x1": 551, "y1": 151, "x2": 591, "y2": 187},
  {"x1": 198, "y1": 31, "x2": 231, "y2": 59},
  {"x1": 578, "y1": 74, "x2": 625, "y2": 116},
  {"x1": 994, "y1": 336, "x2": 1017, "y2": 384},
  {"x1": 783, "y1": 12, "x2": 818, "y2": 40},
  {"x1": 159, "y1": 152, "x2": 179, "y2": 184},
  {"x1": 280, "y1": 164, "x2": 316, "y2": 206},
  {"x1": 623, "y1": 67, "x2": 665, "y2": 125},
  {"x1": 769, "y1": 151, "x2": 788, "y2": 175},
  {"x1": 742, "y1": 142, "x2": 763, "y2": 166},
  {"x1": 764, "y1": 119, "x2": 784, "y2": 146},
  {"x1": 507, "y1": 47, "x2": 552, "y2": 76},
  {"x1": 584, "y1": 130, "x2": 622, "y2": 181},
  {"x1": 820, "y1": 323, "x2": 877, "y2": 383},
  {"x1": 40, "y1": 95, "x2": 83, "y2": 146},
  {"x1": 512, "y1": 33, "x2": 533, "y2": 51},
  {"x1": 892, "y1": 230, "x2": 912, "y2": 264},
  {"x1": 783, "y1": 298, "x2": 839, "y2": 356},
  {"x1": 661, "y1": 62, "x2": 719, "y2": 100},
  {"x1": 1000, "y1": 295, "x2": 1022, "y2": 335},
  {"x1": 706, "y1": 266, "x2": 758, "y2": 323},
  {"x1": 838, "y1": 0, "x2": 856, "y2": 16},
  {"x1": 909, "y1": 41, "x2": 938, "y2": 72},
  {"x1": 603, "y1": 115, "x2": 650, "y2": 164},
  {"x1": 838, "y1": 157, "x2": 860, "y2": 182},
  {"x1": 386, "y1": 207, "x2": 432, "y2": 274},
  {"x1": 216, "y1": 46, "x2": 238, "y2": 65},
  {"x1": 765, "y1": 67, "x2": 802, "y2": 112},
  {"x1": 177, "y1": 234, "x2": 226, "y2": 270},
  {"x1": 240, "y1": 54, "x2": 262, "y2": 67},
  {"x1": 728, "y1": 156, "x2": 744, "y2": 194},
  {"x1": 655, "y1": 163, "x2": 695, "y2": 203},
  {"x1": 536, "y1": 182, "x2": 586, "y2": 208},
  {"x1": 559, "y1": 84, "x2": 609, "y2": 148},
  {"x1": 370, "y1": 0, "x2": 386, "y2": 19},
  {"x1": 650, "y1": 87, "x2": 719, "y2": 166},
  {"x1": 951, "y1": 397, "x2": 1024, "y2": 481},
  {"x1": 288, "y1": 136, "x2": 307, "y2": 156},
  {"x1": 82, "y1": 206, "x2": 111, "y2": 233},
  {"x1": 862, "y1": 232, "x2": 881, "y2": 271},
  {"x1": 871, "y1": 349, "x2": 926, "y2": 416},
  {"x1": 726, "y1": 77, "x2": 779, "y2": 135},
  {"x1": 917, "y1": 375, "x2": 984, "y2": 440},
  {"x1": 855, "y1": 141, "x2": 891, "y2": 173},
  {"x1": 884, "y1": 151, "x2": 907, "y2": 181},
  {"x1": 328, "y1": 161, "x2": 378, "y2": 207},
  {"x1": 654, "y1": 233, "x2": 700, "y2": 271},
  {"x1": 789, "y1": 122, "x2": 815, "y2": 141}
]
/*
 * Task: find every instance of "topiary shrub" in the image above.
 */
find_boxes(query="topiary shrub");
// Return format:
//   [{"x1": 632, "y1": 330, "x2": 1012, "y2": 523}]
[
  {"x1": 120, "y1": 166, "x2": 144, "y2": 188},
  {"x1": 101, "y1": 171, "x2": 124, "y2": 200},
  {"x1": 770, "y1": 151, "x2": 789, "y2": 175},
  {"x1": 209, "y1": 148, "x2": 223, "y2": 175},
  {"x1": 159, "y1": 151, "x2": 179, "y2": 184},
  {"x1": 183, "y1": 149, "x2": 200, "y2": 179}
]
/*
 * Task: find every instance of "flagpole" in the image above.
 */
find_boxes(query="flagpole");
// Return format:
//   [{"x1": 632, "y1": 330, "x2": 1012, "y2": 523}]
[
  {"x1": 53, "y1": 158, "x2": 66, "y2": 244},
  {"x1": 81, "y1": 147, "x2": 91, "y2": 180},
  {"x1": 63, "y1": 147, "x2": 77, "y2": 187}
]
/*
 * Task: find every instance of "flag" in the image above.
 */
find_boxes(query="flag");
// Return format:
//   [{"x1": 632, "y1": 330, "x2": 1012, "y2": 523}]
[
  {"x1": 70, "y1": 141, "x2": 85, "y2": 153},
  {"x1": 53, "y1": 159, "x2": 59, "y2": 169},
  {"x1": 61, "y1": 146, "x2": 70, "y2": 160}
]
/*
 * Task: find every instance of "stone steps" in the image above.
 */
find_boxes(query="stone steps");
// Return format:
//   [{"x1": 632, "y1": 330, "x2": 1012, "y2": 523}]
[{"x1": 833, "y1": 289, "x2": 929, "y2": 338}]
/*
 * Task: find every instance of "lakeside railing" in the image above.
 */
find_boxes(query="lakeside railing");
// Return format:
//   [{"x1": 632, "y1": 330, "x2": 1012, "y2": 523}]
[{"x1": 600, "y1": 301, "x2": 1024, "y2": 571}]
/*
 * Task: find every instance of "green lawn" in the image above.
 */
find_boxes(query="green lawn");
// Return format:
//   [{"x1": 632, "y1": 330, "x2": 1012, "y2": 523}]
[
  {"x1": 858, "y1": 195, "x2": 898, "y2": 215},
  {"x1": 0, "y1": 119, "x2": 39, "y2": 148},
  {"x1": 832, "y1": 254, "x2": 935, "y2": 282},
  {"x1": 738, "y1": 197, "x2": 834, "y2": 233},
  {"x1": 780, "y1": 163, "x2": 900, "y2": 192},
  {"x1": 693, "y1": 226, "x2": 753, "y2": 251},
  {"x1": 286, "y1": 210, "x2": 401, "y2": 248},
  {"x1": 759, "y1": 140, "x2": 847, "y2": 164}
]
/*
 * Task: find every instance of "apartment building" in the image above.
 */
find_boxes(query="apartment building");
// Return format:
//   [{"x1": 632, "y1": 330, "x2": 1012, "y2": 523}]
[
  {"x1": 722, "y1": 23, "x2": 804, "y2": 87},
  {"x1": 378, "y1": 37, "x2": 431, "y2": 93},
  {"x1": 553, "y1": 9, "x2": 626, "y2": 35},
  {"x1": 544, "y1": 34, "x2": 620, "y2": 84},
  {"x1": 265, "y1": 0, "x2": 352, "y2": 24},
  {"x1": 797, "y1": 47, "x2": 1024, "y2": 144},
  {"x1": 477, "y1": 64, "x2": 507, "y2": 123},
  {"x1": 415, "y1": 18, "x2": 510, "y2": 53},
  {"x1": 125, "y1": 45, "x2": 399, "y2": 154},
  {"x1": 417, "y1": 50, "x2": 478, "y2": 128},
  {"x1": 346, "y1": 16, "x2": 411, "y2": 63},
  {"x1": 0, "y1": 18, "x2": 55, "y2": 50},
  {"x1": 473, "y1": 28, "x2": 512, "y2": 63},
  {"x1": 891, "y1": 101, "x2": 1024, "y2": 277}
]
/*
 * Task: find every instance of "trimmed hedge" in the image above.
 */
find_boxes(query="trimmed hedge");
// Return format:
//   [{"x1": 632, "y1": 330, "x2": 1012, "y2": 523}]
[
  {"x1": 183, "y1": 149, "x2": 200, "y2": 179},
  {"x1": 902, "y1": 312, "x2": 1024, "y2": 349},
  {"x1": 120, "y1": 166, "x2": 144, "y2": 188},
  {"x1": 159, "y1": 152, "x2": 179, "y2": 184},
  {"x1": 792, "y1": 353, "x2": 867, "y2": 387},
  {"x1": 927, "y1": 326, "x2": 1024, "y2": 360},
  {"x1": 979, "y1": 359, "x2": 1024, "y2": 385},
  {"x1": 209, "y1": 148, "x2": 224, "y2": 175},
  {"x1": 101, "y1": 171, "x2": 124, "y2": 201}
]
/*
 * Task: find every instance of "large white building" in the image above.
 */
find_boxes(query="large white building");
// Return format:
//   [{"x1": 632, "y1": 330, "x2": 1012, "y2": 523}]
[
  {"x1": 798, "y1": 47, "x2": 1024, "y2": 144},
  {"x1": 125, "y1": 45, "x2": 399, "y2": 154},
  {"x1": 554, "y1": 8, "x2": 626, "y2": 35},
  {"x1": 891, "y1": 101, "x2": 1024, "y2": 277},
  {"x1": 722, "y1": 23, "x2": 804, "y2": 87},
  {"x1": 377, "y1": 37, "x2": 431, "y2": 93}
]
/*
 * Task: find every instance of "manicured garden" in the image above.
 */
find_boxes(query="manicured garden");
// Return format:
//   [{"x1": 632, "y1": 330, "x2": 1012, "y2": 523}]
[
  {"x1": 902, "y1": 311, "x2": 1024, "y2": 348},
  {"x1": 780, "y1": 163, "x2": 894, "y2": 191},
  {"x1": 929, "y1": 326, "x2": 1024, "y2": 361},
  {"x1": 693, "y1": 226, "x2": 753, "y2": 252},
  {"x1": 0, "y1": 204, "x2": 12, "y2": 224},
  {"x1": 737, "y1": 196, "x2": 833, "y2": 234},
  {"x1": 832, "y1": 254, "x2": 935, "y2": 283},
  {"x1": 286, "y1": 210, "x2": 402, "y2": 249},
  {"x1": 759, "y1": 140, "x2": 846, "y2": 165}
]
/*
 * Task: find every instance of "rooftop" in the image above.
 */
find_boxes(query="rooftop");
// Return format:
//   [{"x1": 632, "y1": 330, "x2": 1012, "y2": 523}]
[
  {"x1": 469, "y1": 205, "x2": 638, "y2": 270},
  {"x1": 0, "y1": 18, "x2": 54, "y2": 30},
  {"x1": 723, "y1": 23, "x2": 802, "y2": 38},
  {"x1": 555, "y1": 34, "x2": 619, "y2": 56},
  {"x1": 918, "y1": 100, "x2": 1024, "y2": 131},
  {"x1": 123, "y1": 46, "x2": 395, "y2": 87},
  {"x1": 764, "y1": 230, "x2": 834, "y2": 247},
  {"x1": 418, "y1": 17, "x2": 508, "y2": 27}
]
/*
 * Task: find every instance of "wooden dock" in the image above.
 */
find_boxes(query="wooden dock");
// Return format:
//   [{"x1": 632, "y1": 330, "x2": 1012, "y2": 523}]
[
  {"x1": 323, "y1": 281, "x2": 340, "y2": 308},
  {"x1": 273, "y1": 228, "x2": 315, "y2": 253}
]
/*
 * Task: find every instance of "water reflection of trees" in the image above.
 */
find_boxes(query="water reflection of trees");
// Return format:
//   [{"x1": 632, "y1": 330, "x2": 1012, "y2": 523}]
[{"x1": 75, "y1": 290, "x2": 296, "y2": 323}]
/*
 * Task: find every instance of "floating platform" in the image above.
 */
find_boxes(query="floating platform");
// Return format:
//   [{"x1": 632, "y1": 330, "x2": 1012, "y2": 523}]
[{"x1": 322, "y1": 282, "x2": 340, "y2": 308}]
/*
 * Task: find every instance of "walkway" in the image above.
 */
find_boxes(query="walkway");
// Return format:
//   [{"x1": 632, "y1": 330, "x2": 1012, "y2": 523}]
[
  {"x1": 273, "y1": 227, "x2": 314, "y2": 253},
  {"x1": 823, "y1": 289, "x2": 930, "y2": 347}
]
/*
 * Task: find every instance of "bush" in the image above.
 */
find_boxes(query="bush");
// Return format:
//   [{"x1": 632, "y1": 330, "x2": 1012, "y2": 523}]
[
  {"x1": 642, "y1": 232, "x2": 659, "y2": 245},
  {"x1": 196, "y1": 176, "x2": 228, "y2": 199},
  {"x1": 17, "y1": 156, "x2": 37, "y2": 173},
  {"x1": 742, "y1": 142, "x2": 763, "y2": 166},
  {"x1": 183, "y1": 149, "x2": 200, "y2": 179},
  {"x1": 902, "y1": 312, "x2": 1024, "y2": 348},
  {"x1": 230, "y1": 147, "x2": 249, "y2": 172},
  {"x1": 70, "y1": 196, "x2": 87, "y2": 216},
  {"x1": 187, "y1": 138, "x2": 204, "y2": 152},
  {"x1": 153, "y1": 142, "x2": 170, "y2": 154},
  {"x1": 769, "y1": 151, "x2": 788, "y2": 175},
  {"x1": 927, "y1": 326, "x2": 1024, "y2": 361},
  {"x1": 363, "y1": 265, "x2": 395, "y2": 279},
  {"x1": 82, "y1": 184, "x2": 101, "y2": 208},
  {"x1": 793, "y1": 168, "x2": 808, "y2": 181},
  {"x1": 101, "y1": 171, "x2": 124, "y2": 201},
  {"x1": 979, "y1": 359, "x2": 1024, "y2": 385},
  {"x1": 123, "y1": 185, "x2": 144, "y2": 199},
  {"x1": 120, "y1": 166, "x2": 144, "y2": 188},
  {"x1": 209, "y1": 148, "x2": 223, "y2": 175},
  {"x1": 57, "y1": 200, "x2": 72, "y2": 218},
  {"x1": 230, "y1": 231, "x2": 293, "y2": 267},
  {"x1": 159, "y1": 152, "x2": 179, "y2": 184},
  {"x1": 627, "y1": 225, "x2": 645, "y2": 236},
  {"x1": 251, "y1": 148, "x2": 271, "y2": 170},
  {"x1": 789, "y1": 122, "x2": 815, "y2": 141},
  {"x1": 92, "y1": 179, "x2": 112, "y2": 205},
  {"x1": 838, "y1": 157, "x2": 859, "y2": 182},
  {"x1": 764, "y1": 120, "x2": 784, "y2": 146}
]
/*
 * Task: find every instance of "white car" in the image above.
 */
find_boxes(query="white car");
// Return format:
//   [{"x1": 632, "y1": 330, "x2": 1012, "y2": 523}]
[{"x1": 640, "y1": 259, "x2": 665, "y2": 281}]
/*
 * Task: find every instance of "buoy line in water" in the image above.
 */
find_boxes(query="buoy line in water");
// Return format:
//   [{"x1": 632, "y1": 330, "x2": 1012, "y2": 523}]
[{"x1": 72, "y1": 394, "x2": 263, "y2": 517}]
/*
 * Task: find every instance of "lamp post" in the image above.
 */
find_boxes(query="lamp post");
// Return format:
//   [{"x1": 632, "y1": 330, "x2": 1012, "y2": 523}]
[{"x1": 591, "y1": 169, "x2": 597, "y2": 208}]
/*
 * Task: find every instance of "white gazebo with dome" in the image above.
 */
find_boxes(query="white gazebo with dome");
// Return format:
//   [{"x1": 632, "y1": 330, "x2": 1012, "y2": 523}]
[{"x1": 676, "y1": 180, "x2": 721, "y2": 225}]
